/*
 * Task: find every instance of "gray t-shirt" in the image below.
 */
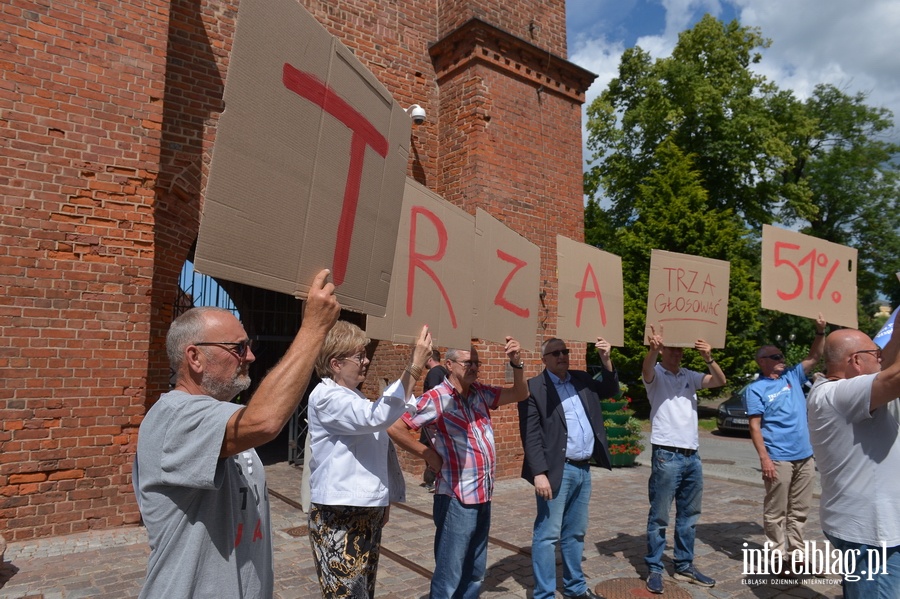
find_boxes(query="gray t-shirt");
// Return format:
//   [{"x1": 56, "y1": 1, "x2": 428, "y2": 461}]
[{"x1": 134, "y1": 390, "x2": 273, "y2": 598}]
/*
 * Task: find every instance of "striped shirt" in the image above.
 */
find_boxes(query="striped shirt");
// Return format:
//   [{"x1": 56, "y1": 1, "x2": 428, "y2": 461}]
[{"x1": 402, "y1": 379, "x2": 501, "y2": 504}]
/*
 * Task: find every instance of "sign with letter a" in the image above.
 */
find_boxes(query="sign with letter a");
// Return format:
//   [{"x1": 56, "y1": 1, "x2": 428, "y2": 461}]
[{"x1": 556, "y1": 235, "x2": 624, "y2": 346}]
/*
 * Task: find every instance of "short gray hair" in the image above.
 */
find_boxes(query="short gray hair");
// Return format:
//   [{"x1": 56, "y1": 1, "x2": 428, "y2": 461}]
[
  {"x1": 541, "y1": 338, "x2": 564, "y2": 355},
  {"x1": 166, "y1": 307, "x2": 234, "y2": 372},
  {"x1": 445, "y1": 347, "x2": 473, "y2": 363}
]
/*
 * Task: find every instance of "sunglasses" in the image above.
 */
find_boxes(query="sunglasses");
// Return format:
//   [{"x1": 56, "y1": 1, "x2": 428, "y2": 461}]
[
  {"x1": 195, "y1": 339, "x2": 255, "y2": 358},
  {"x1": 543, "y1": 349, "x2": 570, "y2": 358},
  {"x1": 851, "y1": 349, "x2": 882, "y2": 360},
  {"x1": 760, "y1": 353, "x2": 784, "y2": 361}
]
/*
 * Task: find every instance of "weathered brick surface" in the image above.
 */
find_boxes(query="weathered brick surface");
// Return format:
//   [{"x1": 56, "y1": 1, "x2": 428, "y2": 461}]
[{"x1": 0, "y1": 0, "x2": 591, "y2": 540}]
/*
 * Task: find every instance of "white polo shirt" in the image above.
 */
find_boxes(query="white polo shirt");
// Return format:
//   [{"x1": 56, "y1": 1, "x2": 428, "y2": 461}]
[{"x1": 644, "y1": 363, "x2": 706, "y2": 450}]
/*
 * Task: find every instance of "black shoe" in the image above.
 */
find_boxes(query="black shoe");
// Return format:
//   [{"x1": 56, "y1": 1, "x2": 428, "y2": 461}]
[
  {"x1": 673, "y1": 565, "x2": 716, "y2": 587},
  {"x1": 563, "y1": 590, "x2": 603, "y2": 599},
  {"x1": 646, "y1": 571, "x2": 664, "y2": 594}
]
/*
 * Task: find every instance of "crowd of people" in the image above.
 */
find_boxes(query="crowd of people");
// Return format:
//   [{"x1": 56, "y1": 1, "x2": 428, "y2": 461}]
[{"x1": 133, "y1": 269, "x2": 900, "y2": 599}]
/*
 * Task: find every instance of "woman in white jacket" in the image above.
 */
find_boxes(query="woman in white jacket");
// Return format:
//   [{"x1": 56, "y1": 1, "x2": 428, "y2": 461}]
[{"x1": 307, "y1": 320, "x2": 432, "y2": 598}]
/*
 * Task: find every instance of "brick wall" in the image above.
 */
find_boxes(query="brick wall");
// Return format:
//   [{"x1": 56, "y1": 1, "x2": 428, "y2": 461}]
[
  {"x1": 0, "y1": 0, "x2": 169, "y2": 540},
  {"x1": 0, "y1": 0, "x2": 593, "y2": 541}
]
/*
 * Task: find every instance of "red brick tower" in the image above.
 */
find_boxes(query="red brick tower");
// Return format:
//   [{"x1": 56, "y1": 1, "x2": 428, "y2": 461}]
[{"x1": 0, "y1": 0, "x2": 594, "y2": 541}]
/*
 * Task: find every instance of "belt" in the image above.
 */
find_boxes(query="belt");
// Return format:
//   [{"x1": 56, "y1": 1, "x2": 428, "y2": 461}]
[
  {"x1": 565, "y1": 458, "x2": 591, "y2": 467},
  {"x1": 652, "y1": 444, "x2": 697, "y2": 457}
]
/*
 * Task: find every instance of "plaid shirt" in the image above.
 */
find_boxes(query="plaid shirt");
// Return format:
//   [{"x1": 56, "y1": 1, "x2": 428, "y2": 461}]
[{"x1": 403, "y1": 379, "x2": 501, "y2": 504}]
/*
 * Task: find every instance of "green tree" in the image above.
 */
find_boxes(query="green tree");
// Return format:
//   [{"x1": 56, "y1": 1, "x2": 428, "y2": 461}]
[
  {"x1": 780, "y1": 84, "x2": 900, "y2": 314},
  {"x1": 584, "y1": 15, "x2": 817, "y2": 229},
  {"x1": 584, "y1": 14, "x2": 900, "y2": 353},
  {"x1": 596, "y1": 140, "x2": 760, "y2": 403}
]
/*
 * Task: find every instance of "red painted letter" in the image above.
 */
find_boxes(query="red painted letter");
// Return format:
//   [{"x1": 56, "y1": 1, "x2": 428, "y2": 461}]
[
  {"x1": 493, "y1": 249, "x2": 530, "y2": 318},
  {"x1": 575, "y1": 263, "x2": 607, "y2": 327},
  {"x1": 282, "y1": 63, "x2": 389, "y2": 286},
  {"x1": 407, "y1": 206, "x2": 456, "y2": 327}
]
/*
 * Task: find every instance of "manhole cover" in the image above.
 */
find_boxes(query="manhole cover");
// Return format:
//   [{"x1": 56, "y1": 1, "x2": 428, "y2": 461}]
[
  {"x1": 593, "y1": 576, "x2": 691, "y2": 598},
  {"x1": 284, "y1": 525, "x2": 308, "y2": 537}
]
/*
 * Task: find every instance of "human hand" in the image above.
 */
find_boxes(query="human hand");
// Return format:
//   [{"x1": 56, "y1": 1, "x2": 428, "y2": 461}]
[
  {"x1": 411, "y1": 325, "x2": 433, "y2": 370},
  {"x1": 533, "y1": 473, "x2": 552, "y2": 501},
  {"x1": 301, "y1": 269, "x2": 340, "y2": 332},
  {"x1": 815, "y1": 312, "x2": 826, "y2": 334},
  {"x1": 694, "y1": 339, "x2": 712, "y2": 360},
  {"x1": 595, "y1": 338, "x2": 612, "y2": 360},
  {"x1": 504, "y1": 336, "x2": 521, "y2": 364},
  {"x1": 760, "y1": 457, "x2": 777, "y2": 482},
  {"x1": 647, "y1": 325, "x2": 664, "y2": 352}
]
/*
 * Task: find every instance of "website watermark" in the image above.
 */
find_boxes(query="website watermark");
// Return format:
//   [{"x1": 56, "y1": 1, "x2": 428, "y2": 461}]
[{"x1": 741, "y1": 541, "x2": 890, "y2": 583}]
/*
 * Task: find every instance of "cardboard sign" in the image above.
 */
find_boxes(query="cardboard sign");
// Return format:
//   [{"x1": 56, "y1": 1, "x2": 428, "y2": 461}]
[
  {"x1": 761, "y1": 225, "x2": 858, "y2": 328},
  {"x1": 194, "y1": 0, "x2": 410, "y2": 316},
  {"x1": 644, "y1": 250, "x2": 730, "y2": 348},
  {"x1": 471, "y1": 209, "x2": 540, "y2": 347},
  {"x1": 556, "y1": 235, "x2": 624, "y2": 346},
  {"x1": 366, "y1": 179, "x2": 475, "y2": 350}
]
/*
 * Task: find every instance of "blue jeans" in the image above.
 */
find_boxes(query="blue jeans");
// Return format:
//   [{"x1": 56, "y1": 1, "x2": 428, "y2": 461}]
[
  {"x1": 532, "y1": 461, "x2": 592, "y2": 599},
  {"x1": 645, "y1": 447, "x2": 703, "y2": 573},
  {"x1": 824, "y1": 533, "x2": 900, "y2": 599},
  {"x1": 430, "y1": 494, "x2": 491, "y2": 599}
]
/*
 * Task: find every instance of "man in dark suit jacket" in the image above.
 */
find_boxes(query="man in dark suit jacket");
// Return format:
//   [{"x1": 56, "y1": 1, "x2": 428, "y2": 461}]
[{"x1": 518, "y1": 337, "x2": 619, "y2": 599}]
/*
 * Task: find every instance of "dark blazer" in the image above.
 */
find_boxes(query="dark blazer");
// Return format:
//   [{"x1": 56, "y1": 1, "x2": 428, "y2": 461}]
[{"x1": 518, "y1": 368, "x2": 619, "y2": 493}]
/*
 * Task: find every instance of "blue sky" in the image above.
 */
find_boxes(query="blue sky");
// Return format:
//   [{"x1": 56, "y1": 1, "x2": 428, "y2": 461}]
[{"x1": 566, "y1": 0, "x2": 900, "y2": 159}]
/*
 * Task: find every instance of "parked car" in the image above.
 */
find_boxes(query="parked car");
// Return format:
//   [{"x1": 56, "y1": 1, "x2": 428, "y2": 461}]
[{"x1": 716, "y1": 387, "x2": 750, "y2": 435}]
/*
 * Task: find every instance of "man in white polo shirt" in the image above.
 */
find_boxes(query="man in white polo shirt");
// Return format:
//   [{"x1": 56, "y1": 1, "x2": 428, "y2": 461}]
[{"x1": 641, "y1": 325, "x2": 726, "y2": 594}]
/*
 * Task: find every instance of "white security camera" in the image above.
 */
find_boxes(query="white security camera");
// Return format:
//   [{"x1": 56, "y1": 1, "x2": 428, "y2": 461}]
[{"x1": 406, "y1": 104, "x2": 426, "y2": 125}]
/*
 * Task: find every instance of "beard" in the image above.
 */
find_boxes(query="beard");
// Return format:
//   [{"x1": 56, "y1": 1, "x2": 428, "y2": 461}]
[{"x1": 202, "y1": 369, "x2": 251, "y2": 402}]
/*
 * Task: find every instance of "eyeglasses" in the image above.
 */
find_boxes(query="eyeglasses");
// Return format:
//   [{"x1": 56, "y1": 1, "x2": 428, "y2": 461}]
[
  {"x1": 195, "y1": 339, "x2": 255, "y2": 358},
  {"x1": 543, "y1": 349, "x2": 570, "y2": 358},
  {"x1": 340, "y1": 352, "x2": 368, "y2": 365},
  {"x1": 851, "y1": 349, "x2": 882, "y2": 361},
  {"x1": 453, "y1": 360, "x2": 481, "y2": 369},
  {"x1": 760, "y1": 353, "x2": 784, "y2": 361}
]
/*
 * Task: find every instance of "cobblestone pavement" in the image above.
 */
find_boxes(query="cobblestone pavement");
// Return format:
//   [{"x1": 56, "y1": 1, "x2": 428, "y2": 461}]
[{"x1": 0, "y1": 452, "x2": 844, "y2": 599}]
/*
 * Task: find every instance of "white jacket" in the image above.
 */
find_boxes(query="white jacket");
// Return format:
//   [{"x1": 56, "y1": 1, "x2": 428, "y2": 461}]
[{"x1": 307, "y1": 378, "x2": 415, "y2": 507}]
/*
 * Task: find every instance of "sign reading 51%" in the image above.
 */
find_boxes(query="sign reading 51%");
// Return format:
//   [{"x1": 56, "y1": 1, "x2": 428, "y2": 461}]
[{"x1": 761, "y1": 225, "x2": 858, "y2": 328}]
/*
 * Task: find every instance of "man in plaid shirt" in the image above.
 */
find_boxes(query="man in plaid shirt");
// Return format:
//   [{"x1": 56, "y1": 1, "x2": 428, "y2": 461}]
[{"x1": 389, "y1": 337, "x2": 528, "y2": 599}]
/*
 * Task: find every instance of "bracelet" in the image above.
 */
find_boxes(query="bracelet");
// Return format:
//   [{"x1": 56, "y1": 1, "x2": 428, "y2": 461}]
[
  {"x1": 405, "y1": 364, "x2": 423, "y2": 380},
  {"x1": 815, "y1": 332, "x2": 825, "y2": 336},
  {"x1": 509, "y1": 360, "x2": 524, "y2": 369},
  {"x1": 705, "y1": 359, "x2": 716, "y2": 365}
]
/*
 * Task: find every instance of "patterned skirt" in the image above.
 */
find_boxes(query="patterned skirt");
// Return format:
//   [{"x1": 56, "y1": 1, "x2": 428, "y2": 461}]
[{"x1": 308, "y1": 503, "x2": 386, "y2": 599}]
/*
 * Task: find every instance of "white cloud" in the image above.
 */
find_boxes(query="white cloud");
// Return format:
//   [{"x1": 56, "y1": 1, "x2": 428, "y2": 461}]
[
  {"x1": 568, "y1": 0, "x2": 900, "y2": 177},
  {"x1": 732, "y1": 0, "x2": 900, "y2": 129}
]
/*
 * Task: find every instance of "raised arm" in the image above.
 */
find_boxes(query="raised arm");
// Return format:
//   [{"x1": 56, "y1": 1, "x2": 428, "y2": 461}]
[
  {"x1": 399, "y1": 325, "x2": 433, "y2": 397},
  {"x1": 591, "y1": 337, "x2": 619, "y2": 397},
  {"x1": 642, "y1": 325, "x2": 663, "y2": 384},
  {"x1": 696, "y1": 339, "x2": 726, "y2": 389},
  {"x1": 871, "y1": 319, "x2": 900, "y2": 411},
  {"x1": 498, "y1": 336, "x2": 529, "y2": 406},
  {"x1": 221, "y1": 269, "x2": 340, "y2": 457},
  {"x1": 800, "y1": 313, "x2": 827, "y2": 375}
]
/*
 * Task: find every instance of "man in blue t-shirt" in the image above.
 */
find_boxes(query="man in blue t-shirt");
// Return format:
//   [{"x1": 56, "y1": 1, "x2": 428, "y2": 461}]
[{"x1": 743, "y1": 314, "x2": 825, "y2": 566}]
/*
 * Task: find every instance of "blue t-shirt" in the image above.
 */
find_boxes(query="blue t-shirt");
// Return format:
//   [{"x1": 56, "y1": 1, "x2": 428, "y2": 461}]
[{"x1": 742, "y1": 363, "x2": 813, "y2": 461}]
